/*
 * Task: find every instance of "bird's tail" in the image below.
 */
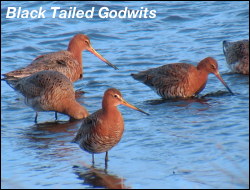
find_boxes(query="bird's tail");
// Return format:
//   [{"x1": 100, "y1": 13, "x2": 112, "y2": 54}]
[
  {"x1": 2, "y1": 77, "x2": 21, "y2": 89},
  {"x1": 131, "y1": 72, "x2": 146, "y2": 82}
]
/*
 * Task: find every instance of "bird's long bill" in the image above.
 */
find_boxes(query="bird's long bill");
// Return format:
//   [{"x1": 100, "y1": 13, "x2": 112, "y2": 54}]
[
  {"x1": 215, "y1": 72, "x2": 234, "y2": 95},
  {"x1": 120, "y1": 98, "x2": 150, "y2": 115},
  {"x1": 88, "y1": 46, "x2": 119, "y2": 70}
]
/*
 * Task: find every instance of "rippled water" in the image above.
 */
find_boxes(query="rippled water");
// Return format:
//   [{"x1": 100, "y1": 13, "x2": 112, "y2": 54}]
[{"x1": 1, "y1": 1, "x2": 249, "y2": 189}]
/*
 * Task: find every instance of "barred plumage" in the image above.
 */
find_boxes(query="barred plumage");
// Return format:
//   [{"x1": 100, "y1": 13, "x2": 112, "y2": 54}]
[
  {"x1": 7, "y1": 70, "x2": 89, "y2": 122},
  {"x1": 72, "y1": 88, "x2": 149, "y2": 166},
  {"x1": 3, "y1": 34, "x2": 118, "y2": 82},
  {"x1": 223, "y1": 39, "x2": 249, "y2": 75},
  {"x1": 131, "y1": 57, "x2": 233, "y2": 99}
]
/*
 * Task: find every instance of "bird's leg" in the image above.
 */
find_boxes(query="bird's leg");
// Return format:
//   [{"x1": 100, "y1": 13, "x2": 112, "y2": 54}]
[
  {"x1": 55, "y1": 112, "x2": 58, "y2": 121},
  {"x1": 35, "y1": 112, "x2": 38, "y2": 123},
  {"x1": 104, "y1": 163, "x2": 108, "y2": 173},
  {"x1": 92, "y1": 154, "x2": 95, "y2": 165},
  {"x1": 105, "y1": 151, "x2": 109, "y2": 162},
  {"x1": 105, "y1": 151, "x2": 109, "y2": 169}
]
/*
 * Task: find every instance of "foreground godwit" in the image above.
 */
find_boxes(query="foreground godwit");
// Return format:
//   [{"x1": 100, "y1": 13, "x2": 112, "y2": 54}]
[
  {"x1": 223, "y1": 39, "x2": 249, "y2": 75},
  {"x1": 3, "y1": 34, "x2": 118, "y2": 82},
  {"x1": 72, "y1": 88, "x2": 149, "y2": 166},
  {"x1": 8, "y1": 70, "x2": 89, "y2": 123},
  {"x1": 131, "y1": 57, "x2": 233, "y2": 99}
]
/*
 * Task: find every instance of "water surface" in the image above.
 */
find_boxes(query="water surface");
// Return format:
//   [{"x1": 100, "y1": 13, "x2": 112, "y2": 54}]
[{"x1": 1, "y1": 1, "x2": 249, "y2": 189}]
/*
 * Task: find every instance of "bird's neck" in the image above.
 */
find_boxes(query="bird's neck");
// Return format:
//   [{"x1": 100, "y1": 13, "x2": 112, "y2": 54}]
[
  {"x1": 67, "y1": 41, "x2": 83, "y2": 65},
  {"x1": 197, "y1": 68, "x2": 209, "y2": 80},
  {"x1": 63, "y1": 100, "x2": 87, "y2": 118},
  {"x1": 102, "y1": 100, "x2": 120, "y2": 115},
  {"x1": 196, "y1": 68, "x2": 209, "y2": 90},
  {"x1": 101, "y1": 102, "x2": 124, "y2": 134}
]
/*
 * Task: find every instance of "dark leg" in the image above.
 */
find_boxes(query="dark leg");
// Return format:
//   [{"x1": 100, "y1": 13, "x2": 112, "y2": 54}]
[
  {"x1": 92, "y1": 154, "x2": 95, "y2": 165},
  {"x1": 105, "y1": 151, "x2": 108, "y2": 171},
  {"x1": 35, "y1": 112, "x2": 38, "y2": 123},
  {"x1": 55, "y1": 112, "x2": 58, "y2": 120},
  {"x1": 105, "y1": 151, "x2": 108, "y2": 162}
]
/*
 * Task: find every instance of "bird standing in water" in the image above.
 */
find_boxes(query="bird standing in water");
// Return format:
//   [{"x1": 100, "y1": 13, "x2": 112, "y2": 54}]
[
  {"x1": 131, "y1": 57, "x2": 233, "y2": 99},
  {"x1": 3, "y1": 34, "x2": 118, "y2": 82},
  {"x1": 72, "y1": 88, "x2": 149, "y2": 167},
  {"x1": 8, "y1": 70, "x2": 89, "y2": 123},
  {"x1": 223, "y1": 39, "x2": 249, "y2": 75}
]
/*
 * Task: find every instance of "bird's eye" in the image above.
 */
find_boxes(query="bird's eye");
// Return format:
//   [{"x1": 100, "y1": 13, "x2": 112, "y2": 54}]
[
  {"x1": 114, "y1": 94, "x2": 118, "y2": 98},
  {"x1": 211, "y1": 64, "x2": 216, "y2": 70},
  {"x1": 85, "y1": 40, "x2": 89, "y2": 45}
]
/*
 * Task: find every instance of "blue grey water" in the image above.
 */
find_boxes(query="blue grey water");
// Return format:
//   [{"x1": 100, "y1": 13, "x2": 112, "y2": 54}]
[{"x1": 1, "y1": 1, "x2": 249, "y2": 189}]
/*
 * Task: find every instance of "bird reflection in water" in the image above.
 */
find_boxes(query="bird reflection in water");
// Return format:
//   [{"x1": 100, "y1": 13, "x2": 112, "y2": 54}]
[
  {"x1": 25, "y1": 120, "x2": 82, "y2": 149},
  {"x1": 73, "y1": 163, "x2": 130, "y2": 189},
  {"x1": 145, "y1": 96, "x2": 211, "y2": 112},
  {"x1": 33, "y1": 120, "x2": 83, "y2": 133},
  {"x1": 145, "y1": 89, "x2": 234, "y2": 112}
]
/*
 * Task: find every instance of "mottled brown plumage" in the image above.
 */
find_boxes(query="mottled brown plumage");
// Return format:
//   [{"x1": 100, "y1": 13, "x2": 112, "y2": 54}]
[
  {"x1": 72, "y1": 88, "x2": 149, "y2": 165},
  {"x1": 3, "y1": 34, "x2": 118, "y2": 82},
  {"x1": 223, "y1": 39, "x2": 249, "y2": 75},
  {"x1": 131, "y1": 57, "x2": 233, "y2": 99},
  {"x1": 9, "y1": 70, "x2": 89, "y2": 122}
]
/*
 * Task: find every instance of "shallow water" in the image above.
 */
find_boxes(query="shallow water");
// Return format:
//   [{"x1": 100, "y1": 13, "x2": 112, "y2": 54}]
[{"x1": 1, "y1": 1, "x2": 249, "y2": 189}]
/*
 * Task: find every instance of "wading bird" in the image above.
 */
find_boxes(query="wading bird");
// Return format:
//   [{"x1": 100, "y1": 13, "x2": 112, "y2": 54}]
[{"x1": 131, "y1": 57, "x2": 233, "y2": 99}]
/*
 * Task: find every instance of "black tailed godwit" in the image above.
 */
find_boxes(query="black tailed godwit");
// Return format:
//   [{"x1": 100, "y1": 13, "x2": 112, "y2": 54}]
[
  {"x1": 223, "y1": 39, "x2": 249, "y2": 75},
  {"x1": 131, "y1": 57, "x2": 233, "y2": 99},
  {"x1": 3, "y1": 34, "x2": 118, "y2": 82},
  {"x1": 8, "y1": 70, "x2": 89, "y2": 123},
  {"x1": 72, "y1": 88, "x2": 149, "y2": 166}
]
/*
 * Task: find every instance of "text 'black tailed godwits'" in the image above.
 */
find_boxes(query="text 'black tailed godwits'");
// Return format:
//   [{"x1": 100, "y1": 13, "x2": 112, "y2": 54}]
[
  {"x1": 7, "y1": 70, "x2": 89, "y2": 123},
  {"x1": 3, "y1": 34, "x2": 118, "y2": 82},
  {"x1": 72, "y1": 88, "x2": 149, "y2": 167},
  {"x1": 223, "y1": 39, "x2": 249, "y2": 75},
  {"x1": 131, "y1": 57, "x2": 234, "y2": 99}
]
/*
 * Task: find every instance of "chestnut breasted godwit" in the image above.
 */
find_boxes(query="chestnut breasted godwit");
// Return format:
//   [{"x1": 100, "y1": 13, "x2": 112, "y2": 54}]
[
  {"x1": 131, "y1": 57, "x2": 233, "y2": 99},
  {"x1": 7, "y1": 70, "x2": 89, "y2": 123},
  {"x1": 223, "y1": 39, "x2": 249, "y2": 75},
  {"x1": 72, "y1": 88, "x2": 149, "y2": 166},
  {"x1": 3, "y1": 34, "x2": 118, "y2": 82}
]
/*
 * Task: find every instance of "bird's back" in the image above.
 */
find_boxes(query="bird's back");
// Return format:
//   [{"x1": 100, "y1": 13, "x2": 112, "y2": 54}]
[
  {"x1": 13, "y1": 70, "x2": 75, "y2": 111},
  {"x1": 131, "y1": 63, "x2": 197, "y2": 98},
  {"x1": 3, "y1": 51, "x2": 82, "y2": 82},
  {"x1": 223, "y1": 40, "x2": 249, "y2": 74}
]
